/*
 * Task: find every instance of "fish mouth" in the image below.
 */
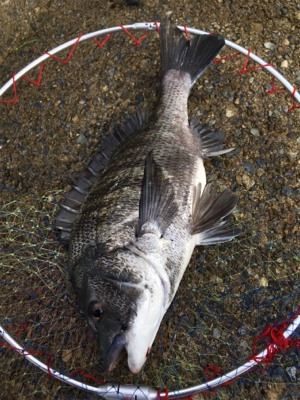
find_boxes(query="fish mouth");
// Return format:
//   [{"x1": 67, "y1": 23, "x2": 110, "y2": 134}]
[{"x1": 104, "y1": 332, "x2": 128, "y2": 372}]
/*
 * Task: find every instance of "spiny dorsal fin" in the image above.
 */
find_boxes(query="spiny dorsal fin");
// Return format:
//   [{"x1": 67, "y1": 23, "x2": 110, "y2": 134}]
[
  {"x1": 190, "y1": 118, "x2": 234, "y2": 158},
  {"x1": 136, "y1": 151, "x2": 178, "y2": 238},
  {"x1": 55, "y1": 107, "x2": 150, "y2": 239},
  {"x1": 191, "y1": 183, "x2": 241, "y2": 245}
]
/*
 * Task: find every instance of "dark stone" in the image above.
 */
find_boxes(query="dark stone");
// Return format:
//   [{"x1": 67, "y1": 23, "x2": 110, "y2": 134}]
[
  {"x1": 271, "y1": 366, "x2": 285, "y2": 383},
  {"x1": 125, "y1": 0, "x2": 140, "y2": 5},
  {"x1": 288, "y1": 36, "x2": 295, "y2": 44},
  {"x1": 281, "y1": 186, "x2": 292, "y2": 196},
  {"x1": 30, "y1": 23, "x2": 37, "y2": 31},
  {"x1": 243, "y1": 161, "x2": 255, "y2": 175},
  {"x1": 76, "y1": 133, "x2": 87, "y2": 145},
  {"x1": 211, "y1": 157, "x2": 223, "y2": 169},
  {"x1": 292, "y1": 188, "x2": 300, "y2": 196},
  {"x1": 281, "y1": 7, "x2": 288, "y2": 15},
  {"x1": 108, "y1": 67, "x2": 117, "y2": 77},
  {"x1": 264, "y1": 83, "x2": 272, "y2": 91}
]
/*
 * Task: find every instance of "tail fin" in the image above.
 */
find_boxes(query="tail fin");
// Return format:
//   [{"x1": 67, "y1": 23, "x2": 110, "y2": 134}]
[{"x1": 160, "y1": 18, "x2": 225, "y2": 88}]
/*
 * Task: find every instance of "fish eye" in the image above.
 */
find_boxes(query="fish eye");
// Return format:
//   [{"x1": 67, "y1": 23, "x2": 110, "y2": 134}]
[{"x1": 89, "y1": 302, "x2": 103, "y2": 322}]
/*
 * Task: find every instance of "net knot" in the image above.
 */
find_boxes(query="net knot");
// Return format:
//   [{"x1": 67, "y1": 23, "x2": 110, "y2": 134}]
[
  {"x1": 248, "y1": 309, "x2": 300, "y2": 366},
  {"x1": 183, "y1": 26, "x2": 190, "y2": 41},
  {"x1": 287, "y1": 86, "x2": 300, "y2": 113},
  {"x1": 157, "y1": 388, "x2": 168, "y2": 400},
  {"x1": 202, "y1": 366, "x2": 235, "y2": 396}
]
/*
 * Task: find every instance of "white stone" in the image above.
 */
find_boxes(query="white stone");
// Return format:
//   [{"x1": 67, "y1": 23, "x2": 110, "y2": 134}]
[
  {"x1": 286, "y1": 366, "x2": 297, "y2": 381},
  {"x1": 281, "y1": 60, "x2": 289, "y2": 68},
  {"x1": 264, "y1": 42, "x2": 276, "y2": 50},
  {"x1": 250, "y1": 128, "x2": 260, "y2": 137},
  {"x1": 225, "y1": 105, "x2": 237, "y2": 118}
]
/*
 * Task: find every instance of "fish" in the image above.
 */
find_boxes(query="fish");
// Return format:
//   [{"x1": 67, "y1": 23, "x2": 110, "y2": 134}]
[{"x1": 55, "y1": 18, "x2": 241, "y2": 374}]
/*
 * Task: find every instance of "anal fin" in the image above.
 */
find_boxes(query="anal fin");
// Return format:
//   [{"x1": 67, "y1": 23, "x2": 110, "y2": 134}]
[
  {"x1": 136, "y1": 152, "x2": 178, "y2": 238},
  {"x1": 191, "y1": 183, "x2": 241, "y2": 245}
]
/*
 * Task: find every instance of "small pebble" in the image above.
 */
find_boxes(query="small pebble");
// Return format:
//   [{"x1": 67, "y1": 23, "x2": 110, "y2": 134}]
[
  {"x1": 225, "y1": 105, "x2": 237, "y2": 118},
  {"x1": 264, "y1": 42, "x2": 276, "y2": 50},
  {"x1": 76, "y1": 133, "x2": 87, "y2": 145},
  {"x1": 286, "y1": 366, "x2": 297, "y2": 382},
  {"x1": 165, "y1": 11, "x2": 173, "y2": 17},
  {"x1": 213, "y1": 328, "x2": 221, "y2": 339},
  {"x1": 238, "y1": 327, "x2": 247, "y2": 336},
  {"x1": 264, "y1": 83, "x2": 272, "y2": 91},
  {"x1": 243, "y1": 161, "x2": 255, "y2": 175},
  {"x1": 281, "y1": 60, "x2": 288, "y2": 68},
  {"x1": 250, "y1": 128, "x2": 260, "y2": 137},
  {"x1": 296, "y1": 11, "x2": 300, "y2": 20},
  {"x1": 259, "y1": 277, "x2": 268, "y2": 287},
  {"x1": 242, "y1": 172, "x2": 255, "y2": 189},
  {"x1": 283, "y1": 38, "x2": 290, "y2": 46}
]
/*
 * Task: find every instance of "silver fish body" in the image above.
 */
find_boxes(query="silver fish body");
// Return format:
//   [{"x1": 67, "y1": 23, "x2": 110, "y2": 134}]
[{"x1": 56, "y1": 19, "x2": 240, "y2": 373}]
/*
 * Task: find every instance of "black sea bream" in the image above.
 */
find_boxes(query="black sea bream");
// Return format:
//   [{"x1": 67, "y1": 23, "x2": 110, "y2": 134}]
[{"x1": 55, "y1": 19, "x2": 241, "y2": 373}]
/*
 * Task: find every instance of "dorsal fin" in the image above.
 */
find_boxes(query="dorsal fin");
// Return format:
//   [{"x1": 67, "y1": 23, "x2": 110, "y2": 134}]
[
  {"x1": 190, "y1": 118, "x2": 234, "y2": 158},
  {"x1": 55, "y1": 107, "x2": 150, "y2": 239}
]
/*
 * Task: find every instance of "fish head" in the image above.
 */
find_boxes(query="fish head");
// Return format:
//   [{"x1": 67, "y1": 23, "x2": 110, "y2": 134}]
[{"x1": 70, "y1": 247, "x2": 166, "y2": 373}]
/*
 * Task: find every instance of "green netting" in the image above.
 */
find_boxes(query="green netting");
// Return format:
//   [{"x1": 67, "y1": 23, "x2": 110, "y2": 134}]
[{"x1": 0, "y1": 28, "x2": 299, "y2": 399}]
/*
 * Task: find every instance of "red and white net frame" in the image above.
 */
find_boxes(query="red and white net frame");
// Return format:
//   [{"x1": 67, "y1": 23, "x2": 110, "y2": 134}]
[{"x1": 0, "y1": 21, "x2": 300, "y2": 399}]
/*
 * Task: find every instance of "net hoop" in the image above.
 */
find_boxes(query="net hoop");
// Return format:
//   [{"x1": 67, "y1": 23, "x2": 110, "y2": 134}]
[{"x1": 0, "y1": 22, "x2": 299, "y2": 398}]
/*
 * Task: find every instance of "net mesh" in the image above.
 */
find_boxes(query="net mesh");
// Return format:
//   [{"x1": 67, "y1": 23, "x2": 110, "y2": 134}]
[{"x1": 0, "y1": 28, "x2": 299, "y2": 399}]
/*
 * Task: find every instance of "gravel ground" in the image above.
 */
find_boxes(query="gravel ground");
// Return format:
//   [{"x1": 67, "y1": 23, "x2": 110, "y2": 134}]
[{"x1": 0, "y1": 0, "x2": 300, "y2": 399}]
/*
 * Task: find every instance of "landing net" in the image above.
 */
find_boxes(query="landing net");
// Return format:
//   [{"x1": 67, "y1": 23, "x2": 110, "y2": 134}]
[{"x1": 0, "y1": 23, "x2": 299, "y2": 399}]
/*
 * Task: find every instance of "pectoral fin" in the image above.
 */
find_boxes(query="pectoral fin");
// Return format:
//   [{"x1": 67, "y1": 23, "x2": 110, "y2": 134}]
[
  {"x1": 137, "y1": 152, "x2": 178, "y2": 237},
  {"x1": 191, "y1": 183, "x2": 241, "y2": 245}
]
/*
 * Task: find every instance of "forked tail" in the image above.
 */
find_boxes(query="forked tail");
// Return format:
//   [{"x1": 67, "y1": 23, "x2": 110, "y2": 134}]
[{"x1": 160, "y1": 18, "x2": 225, "y2": 89}]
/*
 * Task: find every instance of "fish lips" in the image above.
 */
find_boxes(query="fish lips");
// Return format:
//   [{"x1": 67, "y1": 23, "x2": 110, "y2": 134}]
[{"x1": 104, "y1": 331, "x2": 128, "y2": 372}]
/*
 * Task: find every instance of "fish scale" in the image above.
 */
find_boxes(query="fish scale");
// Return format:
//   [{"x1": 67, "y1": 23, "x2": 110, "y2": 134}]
[{"x1": 56, "y1": 18, "x2": 241, "y2": 373}]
